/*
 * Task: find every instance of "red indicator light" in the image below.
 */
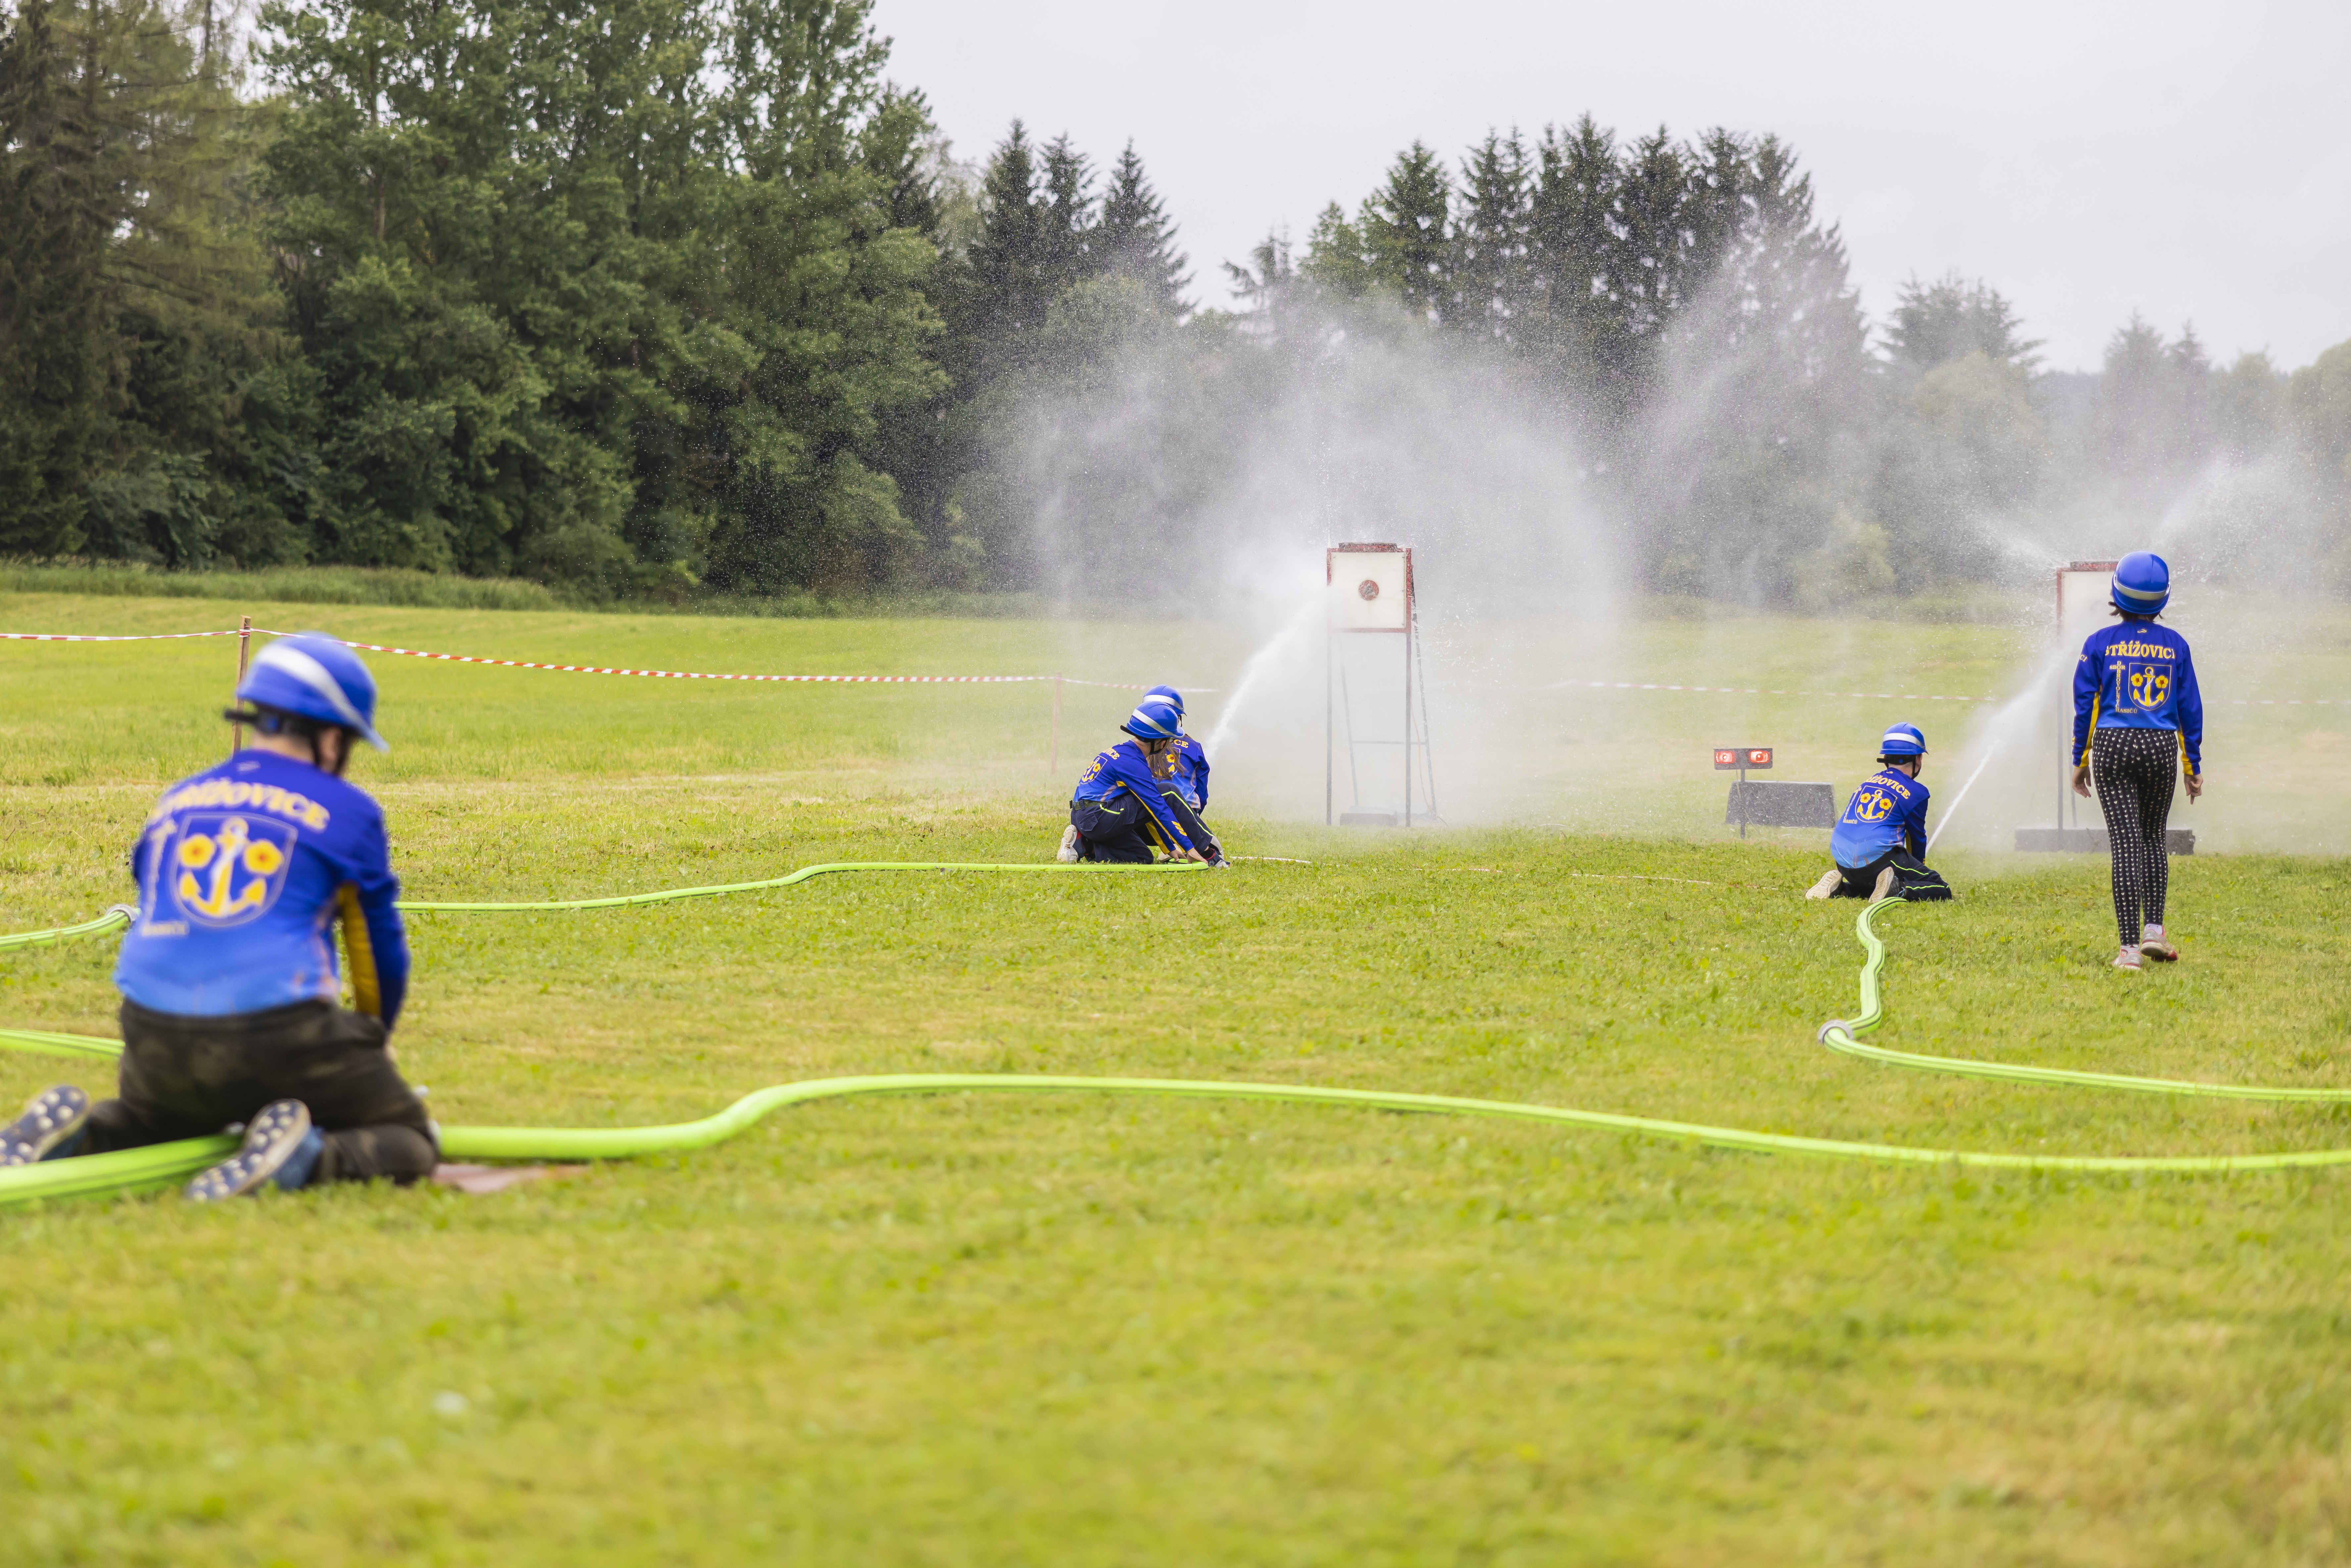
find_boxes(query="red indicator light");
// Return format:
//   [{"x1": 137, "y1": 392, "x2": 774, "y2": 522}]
[
  {"x1": 1748, "y1": 748, "x2": 1773, "y2": 767},
  {"x1": 1714, "y1": 749, "x2": 1736, "y2": 767}
]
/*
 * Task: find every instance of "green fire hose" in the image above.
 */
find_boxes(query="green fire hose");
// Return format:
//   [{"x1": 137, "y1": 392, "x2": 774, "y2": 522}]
[
  {"x1": 0, "y1": 860, "x2": 1209, "y2": 953},
  {"x1": 1818, "y1": 901, "x2": 2351, "y2": 1102},
  {"x1": 8, "y1": 880, "x2": 2351, "y2": 1211}
]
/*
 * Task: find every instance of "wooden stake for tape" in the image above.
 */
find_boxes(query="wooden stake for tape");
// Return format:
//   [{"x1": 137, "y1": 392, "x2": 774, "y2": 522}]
[{"x1": 229, "y1": 615, "x2": 252, "y2": 753}]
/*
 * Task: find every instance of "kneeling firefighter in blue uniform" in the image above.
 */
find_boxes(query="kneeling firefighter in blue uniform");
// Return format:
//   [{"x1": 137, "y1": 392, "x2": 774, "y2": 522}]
[
  {"x1": 1141, "y1": 684, "x2": 1220, "y2": 863},
  {"x1": 0, "y1": 633, "x2": 436, "y2": 1199},
  {"x1": 1056, "y1": 695, "x2": 1221, "y2": 865},
  {"x1": 1807, "y1": 723, "x2": 1954, "y2": 903}
]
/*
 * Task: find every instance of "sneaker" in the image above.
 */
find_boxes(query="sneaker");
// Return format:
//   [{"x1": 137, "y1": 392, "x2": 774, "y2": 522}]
[
  {"x1": 1869, "y1": 866, "x2": 1899, "y2": 903},
  {"x1": 2114, "y1": 946, "x2": 2143, "y2": 972},
  {"x1": 185, "y1": 1100, "x2": 322, "y2": 1202},
  {"x1": 0, "y1": 1086, "x2": 91, "y2": 1167},
  {"x1": 1056, "y1": 824, "x2": 1082, "y2": 864},
  {"x1": 2139, "y1": 924, "x2": 2179, "y2": 962},
  {"x1": 1804, "y1": 869, "x2": 1842, "y2": 900}
]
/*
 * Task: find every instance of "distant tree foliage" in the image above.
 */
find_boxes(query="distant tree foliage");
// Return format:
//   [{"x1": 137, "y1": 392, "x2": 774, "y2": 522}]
[
  {"x1": 3, "y1": 15, "x2": 2347, "y2": 601},
  {"x1": 2, "y1": 0, "x2": 944, "y2": 596}
]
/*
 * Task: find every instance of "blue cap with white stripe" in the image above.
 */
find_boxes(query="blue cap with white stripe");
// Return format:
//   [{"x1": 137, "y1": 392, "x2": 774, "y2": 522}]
[
  {"x1": 1879, "y1": 722, "x2": 1926, "y2": 757},
  {"x1": 2110, "y1": 551, "x2": 2170, "y2": 615},
  {"x1": 1122, "y1": 697, "x2": 1183, "y2": 741},
  {"x1": 235, "y1": 633, "x2": 388, "y2": 751}
]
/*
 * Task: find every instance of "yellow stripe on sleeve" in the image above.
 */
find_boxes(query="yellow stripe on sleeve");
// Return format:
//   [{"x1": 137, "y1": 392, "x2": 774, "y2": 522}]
[{"x1": 336, "y1": 883, "x2": 381, "y2": 1018}]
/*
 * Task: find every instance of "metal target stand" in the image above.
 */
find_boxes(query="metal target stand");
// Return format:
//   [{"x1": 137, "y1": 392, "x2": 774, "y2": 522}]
[{"x1": 1325, "y1": 543, "x2": 1438, "y2": 827}]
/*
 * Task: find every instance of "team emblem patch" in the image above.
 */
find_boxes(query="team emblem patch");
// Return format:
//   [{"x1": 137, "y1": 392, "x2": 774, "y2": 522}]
[{"x1": 168, "y1": 813, "x2": 297, "y2": 928}]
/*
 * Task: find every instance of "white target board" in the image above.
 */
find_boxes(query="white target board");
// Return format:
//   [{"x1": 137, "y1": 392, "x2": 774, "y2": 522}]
[
  {"x1": 1328, "y1": 545, "x2": 1412, "y2": 632},
  {"x1": 2058, "y1": 561, "x2": 2119, "y2": 641}
]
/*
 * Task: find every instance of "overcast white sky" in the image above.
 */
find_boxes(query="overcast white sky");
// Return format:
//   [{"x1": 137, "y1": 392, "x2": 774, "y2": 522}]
[{"x1": 873, "y1": 0, "x2": 2351, "y2": 372}]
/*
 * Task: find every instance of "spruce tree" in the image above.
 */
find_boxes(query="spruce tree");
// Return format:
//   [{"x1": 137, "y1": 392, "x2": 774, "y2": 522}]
[
  {"x1": 0, "y1": 0, "x2": 292, "y2": 562},
  {"x1": 1451, "y1": 130, "x2": 1531, "y2": 344},
  {"x1": 1095, "y1": 141, "x2": 1189, "y2": 315},
  {"x1": 1527, "y1": 115, "x2": 1626, "y2": 406},
  {"x1": 1299, "y1": 201, "x2": 1375, "y2": 298},
  {"x1": 1883, "y1": 273, "x2": 2041, "y2": 372},
  {"x1": 1610, "y1": 129, "x2": 1691, "y2": 344},
  {"x1": 1361, "y1": 141, "x2": 1451, "y2": 321},
  {"x1": 965, "y1": 121, "x2": 1050, "y2": 370},
  {"x1": 0, "y1": 0, "x2": 108, "y2": 552},
  {"x1": 1037, "y1": 132, "x2": 1096, "y2": 299}
]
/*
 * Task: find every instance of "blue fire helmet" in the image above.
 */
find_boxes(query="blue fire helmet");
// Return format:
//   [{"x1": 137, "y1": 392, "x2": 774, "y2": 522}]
[
  {"x1": 1121, "y1": 697, "x2": 1184, "y2": 742},
  {"x1": 235, "y1": 633, "x2": 388, "y2": 751},
  {"x1": 1879, "y1": 722, "x2": 1927, "y2": 758},
  {"x1": 2111, "y1": 551, "x2": 2170, "y2": 615},
  {"x1": 1144, "y1": 684, "x2": 1184, "y2": 719}
]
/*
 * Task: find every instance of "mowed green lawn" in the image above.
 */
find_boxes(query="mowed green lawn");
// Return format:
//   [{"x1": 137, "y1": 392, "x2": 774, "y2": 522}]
[{"x1": 4, "y1": 594, "x2": 2351, "y2": 1566}]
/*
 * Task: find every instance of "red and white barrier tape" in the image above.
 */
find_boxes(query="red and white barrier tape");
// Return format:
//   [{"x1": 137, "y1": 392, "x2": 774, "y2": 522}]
[
  {"x1": 1540, "y1": 679, "x2": 2002, "y2": 702},
  {"x1": 6, "y1": 629, "x2": 2339, "y2": 706},
  {"x1": 254, "y1": 633, "x2": 1195, "y2": 690},
  {"x1": 1, "y1": 629, "x2": 247, "y2": 643},
  {"x1": 1540, "y1": 679, "x2": 2342, "y2": 707}
]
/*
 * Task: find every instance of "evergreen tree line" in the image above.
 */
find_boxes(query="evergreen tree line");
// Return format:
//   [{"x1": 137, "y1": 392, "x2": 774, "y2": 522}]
[
  {"x1": 5, "y1": 0, "x2": 2347, "y2": 603},
  {"x1": 1005, "y1": 122, "x2": 2351, "y2": 605}
]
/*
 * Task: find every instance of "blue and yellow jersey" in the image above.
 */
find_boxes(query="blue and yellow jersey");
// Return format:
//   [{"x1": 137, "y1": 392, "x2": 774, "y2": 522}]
[
  {"x1": 1172, "y1": 737, "x2": 1210, "y2": 812},
  {"x1": 115, "y1": 751, "x2": 410, "y2": 1026},
  {"x1": 1072, "y1": 739, "x2": 1195, "y2": 854},
  {"x1": 1830, "y1": 768, "x2": 1931, "y2": 869},
  {"x1": 2073, "y1": 621, "x2": 2202, "y2": 774}
]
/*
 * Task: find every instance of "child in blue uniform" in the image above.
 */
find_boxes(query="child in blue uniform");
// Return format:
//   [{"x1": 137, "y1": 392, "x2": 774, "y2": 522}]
[
  {"x1": 0, "y1": 634, "x2": 436, "y2": 1198},
  {"x1": 1057, "y1": 696, "x2": 1216, "y2": 865},
  {"x1": 1808, "y1": 723, "x2": 1954, "y2": 902},
  {"x1": 1143, "y1": 684, "x2": 1220, "y2": 862},
  {"x1": 2072, "y1": 551, "x2": 2203, "y2": 971},
  {"x1": 1144, "y1": 685, "x2": 1212, "y2": 817}
]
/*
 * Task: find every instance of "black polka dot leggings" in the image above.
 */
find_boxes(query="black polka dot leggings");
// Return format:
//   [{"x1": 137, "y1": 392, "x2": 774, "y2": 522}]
[{"x1": 2091, "y1": 727, "x2": 2180, "y2": 948}]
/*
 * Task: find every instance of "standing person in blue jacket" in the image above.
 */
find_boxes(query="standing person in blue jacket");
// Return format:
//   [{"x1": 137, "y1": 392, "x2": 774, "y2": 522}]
[
  {"x1": 0, "y1": 634, "x2": 436, "y2": 1198},
  {"x1": 1056, "y1": 696, "x2": 1218, "y2": 865},
  {"x1": 1808, "y1": 723, "x2": 1954, "y2": 902},
  {"x1": 2073, "y1": 551, "x2": 2203, "y2": 972}
]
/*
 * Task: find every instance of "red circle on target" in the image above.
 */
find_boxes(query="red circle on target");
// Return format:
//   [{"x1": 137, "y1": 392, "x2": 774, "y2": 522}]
[{"x1": 1358, "y1": 579, "x2": 1380, "y2": 601}]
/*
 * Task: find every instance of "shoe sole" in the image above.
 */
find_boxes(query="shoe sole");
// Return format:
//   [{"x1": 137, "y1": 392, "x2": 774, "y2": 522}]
[
  {"x1": 0, "y1": 1086, "x2": 92, "y2": 1167},
  {"x1": 2139, "y1": 946, "x2": 2179, "y2": 962},
  {"x1": 185, "y1": 1100, "x2": 314, "y2": 1202}
]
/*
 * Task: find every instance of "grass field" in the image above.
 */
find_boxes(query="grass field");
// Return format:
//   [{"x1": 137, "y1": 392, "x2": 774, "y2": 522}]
[{"x1": 4, "y1": 592, "x2": 2351, "y2": 1565}]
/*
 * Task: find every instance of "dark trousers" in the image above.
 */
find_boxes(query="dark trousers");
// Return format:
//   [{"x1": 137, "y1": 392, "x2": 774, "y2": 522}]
[
  {"x1": 84, "y1": 999, "x2": 438, "y2": 1184},
  {"x1": 2092, "y1": 727, "x2": 2177, "y2": 946},
  {"x1": 1830, "y1": 846, "x2": 1953, "y2": 901},
  {"x1": 1070, "y1": 793, "x2": 1159, "y2": 863}
]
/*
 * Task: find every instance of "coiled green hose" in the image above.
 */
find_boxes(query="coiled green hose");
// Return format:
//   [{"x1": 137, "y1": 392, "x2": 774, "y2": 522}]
[
  {"x1": 0, "y1": 906, "x2": 133, "y2": 954},
  {"x1": 1818, "y1": 901, "x2": 2351, "y2": 1102},
  {"x1": 397, "y1": 859, "x2": 1210, "y2": 912},
  {"x1": 0, "y1": 860, "x2": 1211, "y2": 953},
  {"x1": 9, "y1": 880, "x2": 2351, "y2": 1212}
]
